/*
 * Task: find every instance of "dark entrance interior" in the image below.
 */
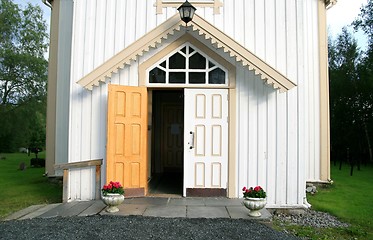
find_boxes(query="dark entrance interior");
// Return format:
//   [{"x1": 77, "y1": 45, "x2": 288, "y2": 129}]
[{"x1": 149, "y1": 90, "x2": 184, "y2": 196}]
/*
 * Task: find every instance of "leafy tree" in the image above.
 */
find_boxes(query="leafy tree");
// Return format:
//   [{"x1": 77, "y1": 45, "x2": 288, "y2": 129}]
[
  {"x1": 353, "y1": 0, "x2": 373, "y2": 52},
  {"x1": 329, "y1": 28, "x2": 363, "y2": 163},
  {"x1": 352, "y1": 0, "x2": 373, "y2": 163},
  {"x1": 0, "y1": 0, "x2": 48, "y2": 152}
]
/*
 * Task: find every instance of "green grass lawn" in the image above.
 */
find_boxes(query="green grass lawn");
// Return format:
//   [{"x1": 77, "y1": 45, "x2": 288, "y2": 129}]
[
  {"x1": 0, "y1": 152, "x2": 62, "y2": 219},
  {"x1": 274, "y1": 162, "x2": 373, "y2": 240}
]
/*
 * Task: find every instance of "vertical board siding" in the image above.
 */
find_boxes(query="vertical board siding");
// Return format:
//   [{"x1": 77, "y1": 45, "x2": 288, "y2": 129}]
[
  {"x1": 68, "y1": 0, "x2": 322, "y2": 204},
  {"x1": 265, "y1": 0, "x2": 276, "y2": 66},
  {"x1": 254, "y1": 0, "x2": 266, "y2": 59},
  {"x1": 237, "y1": 67, "x2": 247, "y2": 191},
  {"x1": 248, "y1": 70, "x2": 258, "y2": 187},
  {"x1": 257, "y1": 82, "x2": 268, "y2": 189},
  {"x1": 296, "y1": 0, "x2": 306, "y2": 204},
  {"x1": 233, "y1": 0, "x2": 244, "y2": 44},
  {"x1": 203, "y1": 5, "x2": 214, "y2": 24},
  {"x1": 275, "y1": 0, "x2": 288, "y2": 206},
  {"x1": 234, "y1": 0, "x2": 320, "y2": 206},
  {"x1": 55, "y1": 0, "x2": 74, "y2": 171},
  {"x1": 69, "y1": 0, "x2": 85, "y2": 200},
  {"x1": 104, "y1": 0, "x2": 116, "y2": 61},
  {"x1": 243, "y1": 1, "x2": 255, "y2": 50},
  {"x1": 115, "y1": 0, "x2": 126, "y2": 54},
  {"x1": 266, "y1": 87, "x2": 277, "y2": 204},
  {"x1": 286, "y1": 0, "x2": 299, "y2": 204}
]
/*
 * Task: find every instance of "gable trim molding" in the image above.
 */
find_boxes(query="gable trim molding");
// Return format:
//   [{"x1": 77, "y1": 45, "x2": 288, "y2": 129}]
[
  {"x1": 189, "y1": 15, "x2": 296, "y2": 92},
  {"x1": 77, "y1": 14, "x2": 296, "y2": 92},
  {"x1": 138, "y1": 33, "x2": 236, "y2": 88}
]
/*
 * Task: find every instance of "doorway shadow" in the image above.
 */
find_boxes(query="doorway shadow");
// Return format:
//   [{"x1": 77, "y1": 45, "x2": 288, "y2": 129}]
[{"x1": 148, "y1": 172, "x2": 183, "y2": 197}]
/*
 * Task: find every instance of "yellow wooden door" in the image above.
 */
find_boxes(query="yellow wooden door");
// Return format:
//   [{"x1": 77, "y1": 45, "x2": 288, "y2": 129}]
[{"x1": 106, "y1": 84, "x2": 148, "y2": 196}]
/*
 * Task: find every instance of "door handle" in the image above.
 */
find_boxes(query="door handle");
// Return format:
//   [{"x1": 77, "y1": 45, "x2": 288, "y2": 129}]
[{"x1": 189, "y1": 131, "x2": 194, "y2": 149}]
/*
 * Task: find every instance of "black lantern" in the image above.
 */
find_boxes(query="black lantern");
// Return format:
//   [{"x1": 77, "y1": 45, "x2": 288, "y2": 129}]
[{"x1": 177, "y1": 0, "x2": 196, "y2": 25}]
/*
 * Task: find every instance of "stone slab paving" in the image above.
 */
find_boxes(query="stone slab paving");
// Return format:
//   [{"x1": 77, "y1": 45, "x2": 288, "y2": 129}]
[
  {"x1": 187, "y1": 206, "x2": 230, "y2": 218},
  {"x1": 168, "y1": 197, "x2": 206, "y2": 206},
  {"x1": 19, "y1": 203, "x2": 62, "y2": 220},
  {"x1": 100, "y1": 204, "x2": 147, "y2": 216},
  {"x1": 204, "y1": 197, "x2": 243, "y2": 206},
  {"x1": 226, "y1": 206, "x2": 271, "y2": 221},
  {"x1": 143, "y1": 205, "x2": 187, "y2": 218},
  {"x1": 4, "y1": 204, "x2": 47, "y2": 221},
  {"x1": 4, "y1": 197, "x2": 272, "y2": 221},
  {"x1": 61, "y1": 201, "x2": 96, "y2": 217},
  {"x1": 38, "y1": 201, "x2": 79, "y2": 218},
  {"x1": 78, "y1": 200, "x2": 106, "y2": 216},
  {"x1": 128, "y1": 197, "x2": 169, "y2": 205}
]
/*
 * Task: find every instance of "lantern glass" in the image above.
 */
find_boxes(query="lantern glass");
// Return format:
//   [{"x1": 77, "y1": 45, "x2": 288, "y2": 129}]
[{"x1": 177, "y1": 1, "x2": 196, "y2": 24}]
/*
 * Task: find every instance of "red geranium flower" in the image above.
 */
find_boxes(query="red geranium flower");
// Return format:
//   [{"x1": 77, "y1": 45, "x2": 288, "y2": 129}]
[
  {"x1": 242, "y1": 185, "x2": 266, "y2": 199},
  {"x1": 102, "y1": 181, "x2": 125, "y2": 196},
  {"x1": 254, "y1": 186, "x2": 262, "y2": 191}
]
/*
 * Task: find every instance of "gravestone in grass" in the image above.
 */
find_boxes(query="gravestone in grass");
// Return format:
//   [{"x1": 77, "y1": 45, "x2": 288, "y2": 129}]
[{"x1": 19, "y1": 162, "x2": 26, "y2": 171}]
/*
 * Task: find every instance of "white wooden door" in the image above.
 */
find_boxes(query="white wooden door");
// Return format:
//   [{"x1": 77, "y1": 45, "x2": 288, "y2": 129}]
[{"x1": 184, "y1": 89, "x2": 228, "y2": 196}]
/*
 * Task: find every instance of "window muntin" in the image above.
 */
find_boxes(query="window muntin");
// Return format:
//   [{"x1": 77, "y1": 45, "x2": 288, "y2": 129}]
[{"x1": 147, "y1": 44, "x2": 227, "y2": 86}]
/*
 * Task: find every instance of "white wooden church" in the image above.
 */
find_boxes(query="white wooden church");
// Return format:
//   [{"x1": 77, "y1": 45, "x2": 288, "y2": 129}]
[{"x1": 45, "y1": 0, "x2": 334, "y2": 208}]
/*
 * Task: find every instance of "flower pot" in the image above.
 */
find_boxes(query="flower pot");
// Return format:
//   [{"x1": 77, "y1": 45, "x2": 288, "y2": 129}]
[
  {"x1": 243, "y1": 197, "x2": 266, "y2": 217},
  {"x1": 101, "y1": 193, "x2": 124, "y2": 213}
]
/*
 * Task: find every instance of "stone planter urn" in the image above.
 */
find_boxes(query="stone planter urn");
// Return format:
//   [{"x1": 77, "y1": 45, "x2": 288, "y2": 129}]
[
  {"x1": 243, "y1": 198, "x2": 267, "y2": 217},
  {"x1": 101, "y1": 193, "x2": 125, "y2": 213}
]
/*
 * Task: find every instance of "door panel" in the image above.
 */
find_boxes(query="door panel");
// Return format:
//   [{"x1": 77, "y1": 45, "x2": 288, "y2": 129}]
[
  {"x1": 162, "y1": 104, "x2": 183, "y2": 171},
  {"x1": 184, "y1": 89, "x2": 228, "y2": 196},
  {"x1": 107, "y1": 85, "x2": 147, "y2": 196}
]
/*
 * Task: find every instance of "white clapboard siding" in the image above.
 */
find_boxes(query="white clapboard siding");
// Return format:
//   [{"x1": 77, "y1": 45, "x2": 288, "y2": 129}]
[
  {"x1": 66, "y1": 0, "x2": 322, "y2": 204},
  {"x1": 275, "y1": 0, "x2": 288, "y2": 206},
  {"x1": 286, "y1": 0, "x2": 299, "y2": 205},
  {"x1": 68, "y1": 0, "x2": 85, "y2": 200},
  {"x1": 55, "y1": 0, "x2": 73, "y2": 170}
]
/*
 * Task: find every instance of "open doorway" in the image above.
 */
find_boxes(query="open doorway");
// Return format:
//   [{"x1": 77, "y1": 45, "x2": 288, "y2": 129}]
[{"x1": 149, "y1": 90, "x2": 184, "y2": 196}]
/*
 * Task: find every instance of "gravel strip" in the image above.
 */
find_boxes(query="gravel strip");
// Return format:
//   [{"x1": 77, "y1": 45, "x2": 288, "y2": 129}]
[
  {"x1": 273, "y1": 209, "x2": 350, "y2": 228},
  {"x1": 0, "y1": 215, "x2": 299, "y2": 240}
]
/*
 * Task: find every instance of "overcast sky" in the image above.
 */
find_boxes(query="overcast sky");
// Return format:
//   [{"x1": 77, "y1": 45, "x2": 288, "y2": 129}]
[{"x1": 18, "y1": 0, "x2": 369, "y2": 50}]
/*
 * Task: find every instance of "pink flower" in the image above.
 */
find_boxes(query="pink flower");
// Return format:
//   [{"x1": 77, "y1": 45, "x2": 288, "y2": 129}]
[{"x1": 242, "y1": 187, "x2": 247, "y2": 191}]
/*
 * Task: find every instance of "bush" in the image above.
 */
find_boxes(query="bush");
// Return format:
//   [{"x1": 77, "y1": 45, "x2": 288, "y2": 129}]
[{"x1": 30, "y1": 158, "x2": 45, "y2": 167}]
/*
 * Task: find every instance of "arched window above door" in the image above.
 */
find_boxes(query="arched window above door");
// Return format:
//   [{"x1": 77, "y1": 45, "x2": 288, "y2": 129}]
[{"x1": 147, "y1": 43, "x2": 228, "y2": 87}]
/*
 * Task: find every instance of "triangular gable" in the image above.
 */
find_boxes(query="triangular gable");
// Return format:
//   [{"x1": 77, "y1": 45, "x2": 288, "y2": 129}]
[{"x1": 77, "y1": 14, "x2": 296, "y2": 92}]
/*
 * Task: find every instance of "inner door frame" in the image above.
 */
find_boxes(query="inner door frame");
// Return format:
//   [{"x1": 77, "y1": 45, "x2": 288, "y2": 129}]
[{"x1": 139, "y1": 34, "x2": 237, "y2": 198}]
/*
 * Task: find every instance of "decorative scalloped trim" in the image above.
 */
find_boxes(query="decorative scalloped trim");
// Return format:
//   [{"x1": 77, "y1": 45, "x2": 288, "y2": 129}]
[
  {"x1": 77, "y1": 14, "x2": 295, "y2": 93},
  {"x1": 189, "y1": 25, "x2": 286, "y2": 91},
  {"x1": 78, "y1": 22, "x2": 183, "y2": 89}
]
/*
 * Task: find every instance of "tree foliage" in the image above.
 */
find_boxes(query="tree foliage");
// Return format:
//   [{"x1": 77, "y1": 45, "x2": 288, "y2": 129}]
[
  {"x1": 330, "y1": 0, "x2": 373, "y2": 164},
  {"x1": 353, "y1": 0, "x2": 373, "y2": 47},
  {"x1": 0, "y1": 0, "x2": 48, "y2": 152},
  {"x1": 353, "y1": 0, "x2": 373, "y2": 82}
]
